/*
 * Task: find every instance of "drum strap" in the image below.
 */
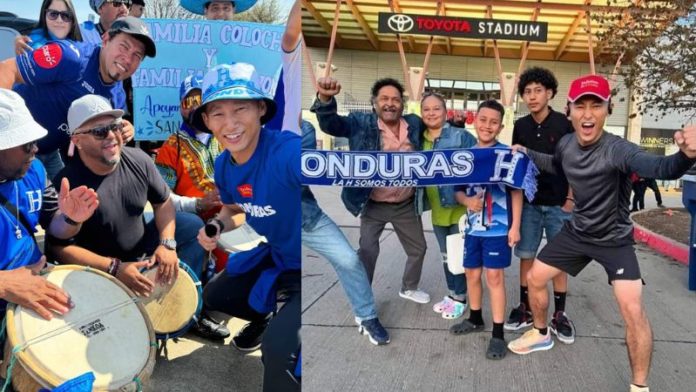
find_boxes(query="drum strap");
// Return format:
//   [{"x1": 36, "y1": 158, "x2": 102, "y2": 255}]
[{"x1": 0, "y1": 193, "x2": 36, "y2": 242}]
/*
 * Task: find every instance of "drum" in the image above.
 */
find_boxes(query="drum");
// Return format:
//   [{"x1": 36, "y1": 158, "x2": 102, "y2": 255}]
[
  {"x1": 140, "y1": 261, "x2": 202, "y2": 340},
  {"x1": 2, "y1": 265, "x2": 156, "y2": 392}
]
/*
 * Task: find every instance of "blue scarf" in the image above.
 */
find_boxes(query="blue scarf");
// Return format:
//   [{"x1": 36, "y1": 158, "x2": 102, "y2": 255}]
[{"x1": 302, "y1": 147, "x2": 538, "y2": 201}]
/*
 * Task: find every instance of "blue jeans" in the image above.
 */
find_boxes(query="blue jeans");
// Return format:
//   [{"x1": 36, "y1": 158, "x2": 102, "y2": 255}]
[
  {"x1": 302, "y1": 211, "x2": 378, "y2": 322},
  {"x1": 514, "y1": 203, "x2": 571, "y2": 260},
  {"x1": 432, "y1": 224, "x2": 467, "y2": 296},
  {"x1": 143, "y1": 211, "x2": 206, "y2": 280},
  {"x1": 37, "y1": 150, "x2": 65, "y2": 182}
]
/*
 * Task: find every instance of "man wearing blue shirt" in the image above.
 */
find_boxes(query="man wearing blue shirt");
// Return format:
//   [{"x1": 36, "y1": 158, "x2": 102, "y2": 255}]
[
  {"x1": 81, "y1": 0, "x2": 131, "y2": 45},
  {"x1": 196, "y1": 63, "x2": 300, "y2": 392},
  {"x1": 0, "y1": 16, "x2": 156, "y2": 180}
]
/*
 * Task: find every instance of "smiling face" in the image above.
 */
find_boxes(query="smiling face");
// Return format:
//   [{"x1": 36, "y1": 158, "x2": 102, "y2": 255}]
[
  {"x1": 421, "y1": 95, "x2": 447, "y2": 130},
  {"x1": 201, "y1": 99, "x2": 266, "y2": 164},
  {"x1": 45, "y1": 0, "x2": 72, "y2": 39},
  {"x1": 71, "y1": 115, "x2": 123, "y2": 172},
  {"x1": 474, "y1": 107, "x2": 503, "y2": 147},
  {"x1": 99, "y1": 32, "x2": 145, "y2": 83},
  {"x1": 569, "y1": 96, "x2": 609, "y2": 147},
  {"x1": 373, "y1": 85, "x2": 403, "y2": 126}
]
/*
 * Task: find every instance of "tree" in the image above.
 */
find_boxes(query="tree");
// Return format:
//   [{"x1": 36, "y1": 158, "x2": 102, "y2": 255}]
[
  {"x1": 594, "y1": 0, "x2": 696, "y2": 120},
  {"x1": 233, "y1": 0, "x2": 286, "y2": 24},
  {"x1": 145, "y1": 0, "x2": 203, "y2": 19}
]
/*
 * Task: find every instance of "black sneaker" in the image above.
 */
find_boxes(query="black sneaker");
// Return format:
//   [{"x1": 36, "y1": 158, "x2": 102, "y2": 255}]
[
  {"x1": 232, "y1": 318, "x2": 270, "y2": 352},
  {"x1": 550, "y1": 311, "x2": 576, "y2": 344},
  {"x1": 190, "y1": 313, "x2": 231, "y2": 341},
  {"x1": 504, "y1": 303, "x2": 533, "y2": 331},
  {"x1": 358, "y1": 318, "x2": 390, "y2": 345}
]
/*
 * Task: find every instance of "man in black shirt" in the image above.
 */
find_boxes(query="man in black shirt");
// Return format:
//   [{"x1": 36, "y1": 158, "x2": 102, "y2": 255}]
[
  {"x1": 507, "y1": 67, "x2": 576, "y2": 344},
  {"x1": 508, "y1": 74, "x2": 696, "y2": 392}
]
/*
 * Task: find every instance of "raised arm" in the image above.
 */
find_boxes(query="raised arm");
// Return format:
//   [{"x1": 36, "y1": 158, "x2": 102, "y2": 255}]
[{"x1": 0, "y1": 58, "x2": 24, "y2": 88}]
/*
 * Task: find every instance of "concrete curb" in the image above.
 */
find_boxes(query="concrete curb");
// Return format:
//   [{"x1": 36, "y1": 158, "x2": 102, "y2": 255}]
[{"x1": 632, "y1": 211, "x2": 689, "y2": 266}]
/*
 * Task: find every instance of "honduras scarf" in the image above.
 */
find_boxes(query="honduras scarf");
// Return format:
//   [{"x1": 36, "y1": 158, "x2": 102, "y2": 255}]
[{"x1": 302, "y1": 148, "x2": 538, "y2": 201}]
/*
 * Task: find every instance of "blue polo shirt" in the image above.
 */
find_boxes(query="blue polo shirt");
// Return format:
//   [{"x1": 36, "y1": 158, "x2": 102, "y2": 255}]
[
  {"x1": 14, "y1": 41, "x2": 125, "y2": 154},
  {"x1": 214, "y1": 128, "x2": 301, "y2": 313}
]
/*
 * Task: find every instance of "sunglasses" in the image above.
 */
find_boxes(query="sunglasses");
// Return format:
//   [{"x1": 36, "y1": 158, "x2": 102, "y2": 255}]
[
  {"x1": 21, "y1": 141, "x2": 37, "y2": 153},
  {"x1": 74, "y1": 122, "x2": 125, "y2": 140},
  {"x1": 105, "y1": 0, "x2": 132, "y2": 9},
  {"x1": 182, "y1": 94, "x2": 202, "y2": 110},
  {"x1": 46, "y1": 9, "x2": 73, "y2": 23}
]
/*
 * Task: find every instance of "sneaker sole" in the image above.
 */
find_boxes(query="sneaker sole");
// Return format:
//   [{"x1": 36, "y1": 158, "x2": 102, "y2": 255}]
[
  {"x1": 231, "y1": 342, "x2": 262, "y2": 352},
  {"x1": 508, "y1": 339, "x2": 554, "y2": 355},
  {"x1": 399, "y1": 292, "x2": 430, "y2": 304},
  {"x1": 358, "y1": 326, "x2": 390, "y2": 345},
  {"x1": 503, "y1": 321, "x2": 533, "y2": 331},
  {"x1": 550, "y1": 326, "x2": 575, "y2": 344}
]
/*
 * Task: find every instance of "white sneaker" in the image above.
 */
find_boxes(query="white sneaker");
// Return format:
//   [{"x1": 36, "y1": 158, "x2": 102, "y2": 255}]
[{"x1": 399, "y1": 289, "x2": 430, "y2": 304}]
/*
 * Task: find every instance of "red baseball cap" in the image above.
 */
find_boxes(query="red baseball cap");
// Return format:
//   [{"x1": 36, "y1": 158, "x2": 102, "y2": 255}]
[{"x1": 567, "y1": 74, "x2": 611, "y2": 102}]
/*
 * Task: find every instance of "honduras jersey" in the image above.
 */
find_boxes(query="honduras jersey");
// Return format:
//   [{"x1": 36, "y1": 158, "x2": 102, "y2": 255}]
[
  {"x1": 14, "y1": 40, "x2": 125, "y2": 154},
  {"x1": 214, "y1": 128, "x2": 301, "y2": 312},
  {"x1": 457, "y1": 142, "x2": 512, "y2": 238},
  {"x1": 0, "y1": 160, "x2": 45, "y2": 271}
]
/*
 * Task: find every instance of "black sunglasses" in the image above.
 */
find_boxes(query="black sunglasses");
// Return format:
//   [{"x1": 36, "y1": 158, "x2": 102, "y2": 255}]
[
  {"x1": 21, "y1": 141, "x2": 38, "y2": 153},
  {"x1": 46, "y1": 9, "x2": 73, "y2": 23},
  {"x1": 105, "y1": 0, "x2": 133, "y2": 9},
  {"x1": 74, "y1": 122, "x2": 125, "y2": 140}
]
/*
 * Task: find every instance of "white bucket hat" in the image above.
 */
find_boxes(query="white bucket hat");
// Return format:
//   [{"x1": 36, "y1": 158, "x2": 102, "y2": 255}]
[
  {"x1": 68, "y1": 95, "x2": 124, "y2": 134},
  {"x1": 0, "y1": 89, "x2": 48, "y2": 151}
]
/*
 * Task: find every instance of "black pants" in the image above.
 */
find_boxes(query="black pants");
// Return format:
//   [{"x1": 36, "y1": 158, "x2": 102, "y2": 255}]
[
  {"x1": 645, "y1": 179, "x2": 663, "y2": 205},
  {"x1": 632, "y1": 181, "x2": 647, "y2": 210},
  {"x1": 203, "y1": 262, "x2": 300, "y2": 392}
]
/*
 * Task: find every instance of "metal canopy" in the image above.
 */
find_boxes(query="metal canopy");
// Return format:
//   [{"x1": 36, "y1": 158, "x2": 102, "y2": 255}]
[{"x1": 301, "y1": 0, "x2": 683, "y2": 63}]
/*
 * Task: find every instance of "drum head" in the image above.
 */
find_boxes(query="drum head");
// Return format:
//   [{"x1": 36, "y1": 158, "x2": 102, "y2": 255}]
[
  {"x1": 140, "y1": 263, "x2": 201, "y2": 337},
  {"x1": 8, "y1": 267, "x2": 153, "y2": 390}
]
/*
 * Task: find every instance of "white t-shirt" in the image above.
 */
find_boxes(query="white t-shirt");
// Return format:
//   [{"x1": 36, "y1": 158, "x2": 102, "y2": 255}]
[{"x1": 281, "y1": 38, "x2": 301, "y2": 135}]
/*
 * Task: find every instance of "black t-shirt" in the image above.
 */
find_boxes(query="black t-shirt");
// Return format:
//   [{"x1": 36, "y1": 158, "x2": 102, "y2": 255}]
[
  {"x1": 53, "y1": 147, "x2": 170, "y2": 261},
  {"x1": 512, "y1": 108, "x2": 573, "y2": 206}
]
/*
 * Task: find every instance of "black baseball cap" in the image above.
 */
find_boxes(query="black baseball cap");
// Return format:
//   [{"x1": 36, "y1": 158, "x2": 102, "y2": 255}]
[{"x1": 109, "y1": 16, "x2": 156, "y2": 58}]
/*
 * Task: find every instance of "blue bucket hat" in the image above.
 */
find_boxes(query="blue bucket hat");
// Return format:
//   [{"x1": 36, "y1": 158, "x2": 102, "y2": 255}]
[
  {"x1": 179, "y1": 74, "x2": 203, "y2": 102},
  {"x1": 179, "y1": 0, "x2": 258, "y2": 15},
  {"x1": 192, "y1": 63, "x2": 277, "y2": 132}
]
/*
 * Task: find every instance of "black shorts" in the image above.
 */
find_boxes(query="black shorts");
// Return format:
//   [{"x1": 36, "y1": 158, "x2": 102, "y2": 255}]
[{"x1": 537, "y1": 227, "x2": 642, "y2": 284}]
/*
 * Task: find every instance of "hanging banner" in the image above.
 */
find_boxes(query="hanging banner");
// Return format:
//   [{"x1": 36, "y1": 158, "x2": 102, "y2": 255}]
[
  {"x1": 132, "y1": 19, "x2": 284, "y2": 141},
  {"x1": 302, "y1": 148, "x2": 538, "y2": 200},
  {"x1": 378, "y1": 13, "x2": 548, "y2": 42}
]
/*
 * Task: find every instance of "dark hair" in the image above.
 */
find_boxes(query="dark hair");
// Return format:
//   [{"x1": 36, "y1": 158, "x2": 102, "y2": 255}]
[
  {"x1": 205, "y1": 1, "x2": 236, "y2": 9},
  {"x1": 421, "y1": 91, "x2": 447, "y2": 108},
  {"x1": 477, "y1": 100, "x2": 505, "y2": 118},
  {"x1": 371, "y1": 78, "x2": 405, "y2": 101},
  {"x1": 517, "y1": 67, "x2": 557, "y2": 98},
  {"x1": 37, "y1": 0, "x2": 83, "y2": 42}
]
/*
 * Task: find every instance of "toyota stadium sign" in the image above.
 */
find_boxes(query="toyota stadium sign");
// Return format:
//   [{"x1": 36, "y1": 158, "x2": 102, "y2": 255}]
[{"x1": 378, "y1": 12, "x2": 548, "y2": 42}]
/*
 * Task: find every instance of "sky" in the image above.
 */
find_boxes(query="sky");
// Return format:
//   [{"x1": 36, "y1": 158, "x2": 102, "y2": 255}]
[{"x1": 1, "y1": 0, "x2": 293, "y2": 23}]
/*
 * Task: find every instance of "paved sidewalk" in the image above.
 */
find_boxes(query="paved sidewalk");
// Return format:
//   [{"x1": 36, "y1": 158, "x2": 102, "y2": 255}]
[{"x1": 302, "y1": 187, "x2": 696, "y2": 392}]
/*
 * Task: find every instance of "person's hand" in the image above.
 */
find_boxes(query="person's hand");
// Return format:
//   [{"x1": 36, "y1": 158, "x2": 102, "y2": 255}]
[
  {"x1": 197, "y1": 222, "x2": 220, "y2": 251},
  {"x1": 0, "y1": 256, "x2": 71, "y2": 320},
  {"x1": 121, "y1": 120, "x2": 135, "y2": 143},
  {"x1": 316, "y1": 77, "x2": 341, "y2": 102},
  {"x1": 14, "y1": 35, "x2": 32, "y2": 55},
  {"x1": 510, "y1": 144, "x2": 528, "y2": 155},
  {"x1": 58, "y1": 177, "x2": 99, "y2": 224},
  {"x1": 198, "y1": 190, "x2": 222, "y2": 213},
  {"x1": 116, "y1": 259, "x2": 155, "y2": 297},
  {"x1": 508, "y1": 228, "x2": 521, "y2": 248},
  {"x1": 464, "y1": 192, "x2": 484, "y2": 212},
  {"x1": 561, "y1": 198, "x2": 574, "y2": 213},
  {"x1": 152, "y1": 246, "x2": 178, "y2": 284},
  {"x1": 675, "y1": 125, "x2": 696, "y2": 158}
]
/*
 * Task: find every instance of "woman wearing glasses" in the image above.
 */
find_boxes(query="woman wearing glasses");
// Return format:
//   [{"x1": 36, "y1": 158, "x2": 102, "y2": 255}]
[
  {"x1": 419, "y1": 93, "x2": 477, "y2": 320},
  {"x1": 14, "y1": 0, "x2": 83, "y2": 55}
]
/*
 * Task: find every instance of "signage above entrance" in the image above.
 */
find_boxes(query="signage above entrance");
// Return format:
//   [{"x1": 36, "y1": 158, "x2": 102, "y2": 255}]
[{"x1": 378, "y1": 12, "x2": 548, "y2": 42}]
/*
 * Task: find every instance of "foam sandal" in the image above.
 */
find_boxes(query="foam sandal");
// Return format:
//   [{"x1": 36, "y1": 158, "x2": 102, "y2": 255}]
[
  {"x1": 449, "y1": 319, "x2": 484, "y2": 335},
  {"x1": 442, "y1": 301, "x2": 465, "y2": 319},
  {"x1": 486, "y1": 337, "x2": 507, "y2": 360}
]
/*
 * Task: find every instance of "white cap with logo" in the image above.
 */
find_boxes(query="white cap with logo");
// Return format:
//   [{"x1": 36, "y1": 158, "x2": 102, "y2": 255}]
[{"x1": 67, "y1": 95, "x2": 124, "y2": 134}]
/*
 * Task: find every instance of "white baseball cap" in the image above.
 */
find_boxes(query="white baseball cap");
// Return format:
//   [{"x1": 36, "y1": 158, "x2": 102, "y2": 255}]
[
  {"x1": 67, "y1": 95, "x2": 124, "y2": 134},
  {"x1": 0, "y1": 89, "x2": 48, "y2": 151}
]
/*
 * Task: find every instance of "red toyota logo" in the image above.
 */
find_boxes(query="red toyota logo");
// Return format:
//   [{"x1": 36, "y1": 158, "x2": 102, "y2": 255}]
[
  {"x1": 33, "y1": 43, "x2": 62, "y2": 69},
  {"x1": 237, "y1": 184, "x2": 253, "y2": 198}
]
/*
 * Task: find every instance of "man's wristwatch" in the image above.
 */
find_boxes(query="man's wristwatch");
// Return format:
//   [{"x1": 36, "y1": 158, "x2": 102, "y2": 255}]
[{"x1": 159, "y1": 238, "x2": 177, "y2": 250}]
